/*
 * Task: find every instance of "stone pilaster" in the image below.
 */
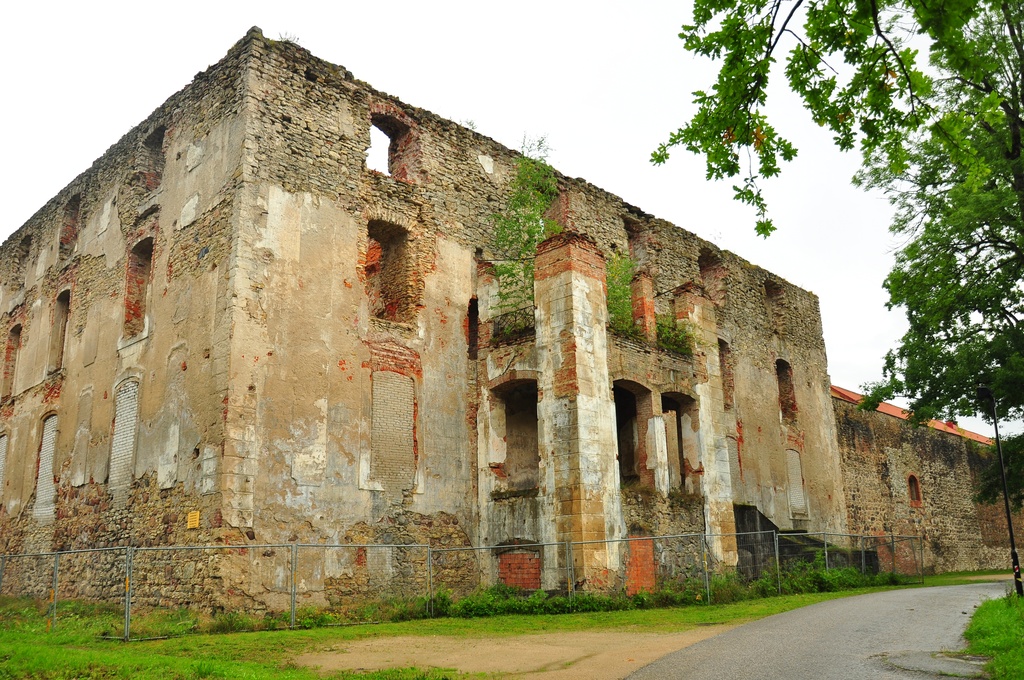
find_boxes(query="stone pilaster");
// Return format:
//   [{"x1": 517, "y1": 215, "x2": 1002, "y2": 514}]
[{"x1": 535, "y1": 232, "x2": 623, "y2": 587}]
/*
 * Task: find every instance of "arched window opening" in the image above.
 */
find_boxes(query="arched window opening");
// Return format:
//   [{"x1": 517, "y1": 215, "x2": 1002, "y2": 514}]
[
  {"x1": 908, "y1": 475, "x2": 923, "y2": 507},
  {"x1": 776, "y1": 359, "x2": 798, "y2": 425},
  {"x1": 614, "y1": 381, "x2": 654, "y2": 485},
  {"x1": 662, "y1": 393, "x2": 700, "y2": 493},
  {"x1": 124, "y1": 238, "x2": 154, "y2": 338},
  {"x1": 493, "y1": 380, "x2": 540, "y2": 491},
  {"x1": 614, "y1": 384, "x2": 639, "y2": 483},
  {"x1": 2, "y1": 325, "x2": 22, "y2": 400},
  {"x1": 366, "y1": 221, "x2": 416, "y2": 323},
  {"x1": 48, "y1": 290, "x2": 71, "y2": 374}
]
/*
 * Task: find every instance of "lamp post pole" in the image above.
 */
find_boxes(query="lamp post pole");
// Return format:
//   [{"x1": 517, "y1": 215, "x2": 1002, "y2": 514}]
[{"x1": 977, "y1": 385, "x2": 1024, "y2": 597}]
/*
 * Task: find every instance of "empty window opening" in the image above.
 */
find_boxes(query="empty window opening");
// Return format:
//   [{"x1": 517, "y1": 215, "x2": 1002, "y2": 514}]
[
  {"x1": 2, "y1": 325, "x2": 22, "y2": 400},
  {"x1": 368, "y1": 114, "x2": 413, "y2": 180},
  {"x1": 60, "y1": 195, "x2": 81, "y2": 259},
  {"x1": 366, "y1": 221, "x2": 416, "y2": 323},
  {"x1": 614, "y1": 384, "x2": 641, "y2": 484},
  {"x1": 494, "y1": 381, "x2": 540, "y2": 491},
  {"x1": 908, "y1": 475, "x2": 923, "y2": 506},
  {"x1": 33, "y1": 415, "x2": 57, "y2": 524},
  {"x1": 467, "y1": 298, "x2": 479, "y2": 361},
  {"x1": 776, "y1": 359, "x2": 797, "y2": 425},
  {"x1": 48, "y1": 290, "x2": 71, "y2": 374},
  {"x1": 698, "y1": 248, "x2": 727, "y2": 307},
  {"x1": 124, "y1": 238, "x2": 154, "y2": 338},
  {"x1": 663, "y1": 393, "x2": 700, "y2": 493},
  {"x1": 786, "y1": 448, "x2": 807, "y2": 516},
  {"x1": 370, "y1": 371, "x2": 417, "y2": 493},
  {"x1": 140, "y1": 126, "x2": 166, "y2": 191},
  {"x1": 110, "y1": 380, "x2": 140, "y2": 500},
  {"x1": 367, "y1": 124, "x2": 391, "y2": 174},
  {"x1": 718, "y1": 339, "x2": 734, "y2": 410}
]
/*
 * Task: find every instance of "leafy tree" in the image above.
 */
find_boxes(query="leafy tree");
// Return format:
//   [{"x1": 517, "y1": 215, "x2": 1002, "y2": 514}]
[
  {"x1": 975, "y1": 434, "x2": 1024, "y2": 511},
  {"x1": 661, "y1": 0, "x2": 1024, "y2": 424},
  {"x1": 491, "y1": 138, "x2": 560, "y2": 317}
]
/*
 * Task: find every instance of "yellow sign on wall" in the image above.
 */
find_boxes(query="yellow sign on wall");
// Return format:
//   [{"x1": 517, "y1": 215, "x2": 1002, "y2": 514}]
[{"x1": 187, "y1": 510, "x2": 200, "y2": 529}]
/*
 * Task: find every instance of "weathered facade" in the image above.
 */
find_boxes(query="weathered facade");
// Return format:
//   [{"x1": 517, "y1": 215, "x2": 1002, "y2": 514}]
[
  {"x1": 832, "y1": 386, "x2": 1020, "y2": 574},
  {"x1": 0, "y1": 29, "x2": 1010, "y2": 607}
]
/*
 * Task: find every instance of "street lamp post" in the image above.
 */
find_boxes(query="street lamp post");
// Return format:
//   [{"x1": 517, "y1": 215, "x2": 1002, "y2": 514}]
[{"x1": 976, "y1": 384, "x2": 1024, "y2": 597}]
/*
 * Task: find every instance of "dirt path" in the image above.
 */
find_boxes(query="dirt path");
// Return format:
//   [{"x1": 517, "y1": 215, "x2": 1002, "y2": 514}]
[{"x1": 296, "y1": 624, "x2": 736, "y2": 679}]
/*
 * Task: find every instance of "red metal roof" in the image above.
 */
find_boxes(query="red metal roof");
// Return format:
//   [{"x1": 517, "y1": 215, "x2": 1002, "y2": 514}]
[{"x1": 830, "y1": 385, "x2": 993, "y2": 445}]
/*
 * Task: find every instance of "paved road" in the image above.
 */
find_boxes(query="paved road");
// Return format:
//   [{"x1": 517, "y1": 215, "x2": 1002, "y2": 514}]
[{"x1": 629, "y1": 582, "x2": 1007, "y2": 679}]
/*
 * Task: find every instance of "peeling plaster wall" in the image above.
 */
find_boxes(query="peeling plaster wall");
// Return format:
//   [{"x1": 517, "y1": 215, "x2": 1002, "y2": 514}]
[
  {"x1": 0, "y1": 33, "x2": 253, "y2": 568},
  {"x1": 1, "y1": 28, "x2": 860, "y2": 607}
]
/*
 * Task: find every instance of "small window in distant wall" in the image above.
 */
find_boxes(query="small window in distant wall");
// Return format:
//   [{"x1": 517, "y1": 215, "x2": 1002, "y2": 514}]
[
  {"x1": 698, "y1": 248, "x2": 727, "y2": 307},
  {"x1": 48, "y1": 290, "x2": 71, "y2": 374},
  {"x1": 718, "y1": 339, "x2": 734, "y2": 411},
  {"x1": 908, "y1": 475, "x2": 923, "y2": 507},
  {"x1": 764, "y1": 278, "x2": 785, "y2": 331},
  {"x1": 110, "y1": 380, "x2": 140, "y2": 502},
  {"x1": 124, "y1": 238, "x2": 154, "y2": 338},
  {"x1": 33, "y1": 415, "x2": 58, "y2": 524},
  {"x1": 60, "y1": 195, "x2": 81, "y2": 260},
  {"x1": 776, "y1": 359, "x2": 797, "y2": 425},
  {"x1": 2, "y1": 325, "x2": 22, "y2": 400}
]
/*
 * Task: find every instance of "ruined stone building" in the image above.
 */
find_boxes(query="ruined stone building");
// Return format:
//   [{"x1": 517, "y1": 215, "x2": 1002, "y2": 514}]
[{"x1": 0, "y1": 29, "x2": 1015, "y2": 604}]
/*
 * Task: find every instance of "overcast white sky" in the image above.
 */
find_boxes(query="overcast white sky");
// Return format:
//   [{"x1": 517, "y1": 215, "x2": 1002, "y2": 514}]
[{"x1": 1, "y1": 1, "x2": 1013, "y2": 436}]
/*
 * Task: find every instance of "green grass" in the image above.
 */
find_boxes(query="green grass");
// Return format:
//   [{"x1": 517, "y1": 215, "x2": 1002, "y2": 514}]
[
  {"x1": 964, "y1": 591, "x2": 1024, "y2": 679},
  {"x1": 0, "y1": 563, "x2": 1000, "y2": 680},
  {"x1": 0, "y1": 588, "x2": 895, "y2": 679}
]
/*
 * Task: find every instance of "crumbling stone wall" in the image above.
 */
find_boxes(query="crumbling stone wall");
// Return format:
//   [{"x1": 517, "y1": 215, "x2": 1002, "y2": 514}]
[
  {"x1": 1, "y1": 26, "x2": 859, "y2": 612},
  {"x1": 834, "y1": 398, "x2": 1022, "y2": 573}
]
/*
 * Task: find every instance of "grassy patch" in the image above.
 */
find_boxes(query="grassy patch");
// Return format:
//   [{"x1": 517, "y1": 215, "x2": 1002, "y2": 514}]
[{"x1": 964, "y1": 591, "x2": 1024, "y2": 680}]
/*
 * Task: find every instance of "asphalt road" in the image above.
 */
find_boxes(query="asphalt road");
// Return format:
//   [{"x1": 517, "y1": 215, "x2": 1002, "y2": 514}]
[{"x1": 629, "y1": 582, "x2": 1007, "y2": 680}]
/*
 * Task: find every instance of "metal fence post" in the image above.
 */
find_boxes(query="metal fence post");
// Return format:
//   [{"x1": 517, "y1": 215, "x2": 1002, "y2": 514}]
[
  {"x1": 48, "y1": 552, "x2": 60, "y2": 632},
  {"x1": 774, "y1": 532, "x2": 781, "y2": 594},
  {"x1": 823, "y1": 534, "x2": 830, "y2": 571},
  {"x1": 860, "y1": 535, "x2": 866, "y2": 575},
  {"x1": 890, "y1": 533, "x2": 896, "y2": 574},
  {"x1": 918, "y1": 537, "x2": 925, "y2": 583},
  {"x1": 701, "y1": 537, "x2": 711, "y2": 605},
  {"x1": 426, "y1": 544, "x2": 434, "y2": 617},
  {"x1": 565, "y1": 540, "x2": 574, "y2": 601},
  {"x1": 289, "y1": 543, "x2": 298, "y2": 629},
  {"x1": 0, "y1": 554, "x2": 5, "y2": 593},
  {"x1": 123, "y1": 547, "x2": 134, "y2": 641}
]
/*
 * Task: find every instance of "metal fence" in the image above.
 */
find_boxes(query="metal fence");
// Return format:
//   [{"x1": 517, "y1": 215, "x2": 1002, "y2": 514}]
[{"x1": 0, "y1": 530, "x2": 923, "y2": 640}]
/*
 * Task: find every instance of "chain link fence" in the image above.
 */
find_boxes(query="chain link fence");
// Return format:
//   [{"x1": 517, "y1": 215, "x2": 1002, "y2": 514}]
[{"x1": 0, "y1": 530, "x2": 924, "y2": 640}]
